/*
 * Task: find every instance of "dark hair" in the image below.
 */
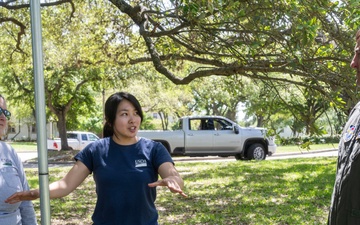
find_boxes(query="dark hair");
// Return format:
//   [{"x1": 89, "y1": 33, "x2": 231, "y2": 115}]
[{"x1": 103, "y1": 92, "x2": 143, "y2": 138}]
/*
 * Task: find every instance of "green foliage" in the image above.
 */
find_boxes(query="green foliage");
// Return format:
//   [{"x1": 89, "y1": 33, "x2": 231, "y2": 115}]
[
  {"x1": 25, "y1": 157, "x2": 337, "y2": 224},
  {"x1": 275, "y1": 143, "x2": 338, "y2": 154},
  {"x1": 122, "y1": 67, "x2": 193, "y2": 130},
  {"x1": 66, "y1": 96, "x2": 103, "y2": 137},
  {"x1": 0, "y1": 1, "x2": 129, "y2": 142},
  {"x1": 190, "y1": 76, "x2": 243, "y2": 121},
  {"x1": 140, "y1": 114, "x2": 156, "y2": 130},
  {"x1": 278, "y1": 136, "x2": 340, "y2": 146},
  {"x1": 0, "y1": 0, "x2": 359, "y2": 142},
  {"x1": 300, "y1": 141, "x2": 311, "y2": 150}
]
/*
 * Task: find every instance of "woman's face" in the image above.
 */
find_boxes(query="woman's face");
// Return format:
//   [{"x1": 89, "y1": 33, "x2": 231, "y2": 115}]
[
  {"x1": 0, "y1": 97, "x2": 8, "y2": 137},
  {"x1": 112, "y1": 99, "x2": 141, "y2": 145}
]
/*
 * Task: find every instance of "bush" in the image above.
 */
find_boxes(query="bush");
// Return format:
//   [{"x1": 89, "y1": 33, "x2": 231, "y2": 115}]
[{"x1": 278, "y1": 135, "x2": 340, "y2": 146}]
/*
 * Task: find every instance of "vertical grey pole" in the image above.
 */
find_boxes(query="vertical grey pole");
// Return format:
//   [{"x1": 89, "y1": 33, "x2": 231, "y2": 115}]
[{"x1": 29, "y1": 0, "x2": 51, "y2": 224}]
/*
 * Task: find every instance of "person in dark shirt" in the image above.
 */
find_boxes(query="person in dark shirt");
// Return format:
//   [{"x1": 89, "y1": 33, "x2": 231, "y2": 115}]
[
  {"x1": 328, "y1": 29, "x2": 360, "y2": 224},
  {"x1": 6, "y1": 92, "x2": 186, "y2": 225}
]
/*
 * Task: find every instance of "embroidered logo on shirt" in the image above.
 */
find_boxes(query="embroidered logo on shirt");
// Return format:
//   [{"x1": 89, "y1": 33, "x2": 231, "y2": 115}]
[
  {"x1": 344, "y1": 125, "x2": 356, "y2": 142},
  {"x1": 0, "y1": 159, "x2": 13, "y2": 167},
  {"x1": 135, "y1": 159, "x2": 147, "y2": 167}
]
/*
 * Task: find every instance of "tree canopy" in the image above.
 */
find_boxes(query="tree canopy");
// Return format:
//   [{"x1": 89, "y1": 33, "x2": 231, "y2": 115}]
[
  {"x1": 2, "y1": 1, "x2": 360, "y2": 94},
  {"x1": 1, "y1": 0, "x2": 360, "y2": 139},
  {"x1": 107, "y1": 1, "x2": 359, "y2": 103}
]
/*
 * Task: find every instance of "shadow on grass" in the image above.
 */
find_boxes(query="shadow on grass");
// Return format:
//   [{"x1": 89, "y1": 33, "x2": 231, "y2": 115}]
[
  {"x1": 157, "y1": 157, "x2": 336, "y2": 225},
  {"x1": 25, "y1": 157, "x2": 337, "y2": 225}
]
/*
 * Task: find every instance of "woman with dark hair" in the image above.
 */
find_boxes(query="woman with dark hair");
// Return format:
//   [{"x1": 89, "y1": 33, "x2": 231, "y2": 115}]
[
  {"x1": 0, "y1": 94, "x2": 37, "y2": 225},
  {"x1": 6, "y1": 92, "x2": 186, "y2": 225},
  {"x1": 102, "y1": 92, "x2": 144, "y2": 138}
]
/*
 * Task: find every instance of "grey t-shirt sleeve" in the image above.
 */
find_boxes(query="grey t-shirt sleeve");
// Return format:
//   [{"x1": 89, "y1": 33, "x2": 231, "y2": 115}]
[{"x1": 11, "y1": 145, "x2": 37, "y2": 225}]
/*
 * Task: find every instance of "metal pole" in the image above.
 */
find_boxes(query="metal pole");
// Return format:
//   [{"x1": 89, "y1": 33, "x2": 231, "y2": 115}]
[{"x1": 29, "y1": 0, "x2": 51, "y2": 224}]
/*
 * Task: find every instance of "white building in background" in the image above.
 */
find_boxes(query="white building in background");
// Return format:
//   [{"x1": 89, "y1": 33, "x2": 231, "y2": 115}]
[{"x1": 5, "y1": 120, "x2": 55, "y2": 141}]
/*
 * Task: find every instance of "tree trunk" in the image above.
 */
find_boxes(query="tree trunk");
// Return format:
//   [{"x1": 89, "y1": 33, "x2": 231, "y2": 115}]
[
  {"x1": 56, "y1": 112, "x2": 71, "y2": 150},
  {"x1": 257, "y1": 115, "x2": 264, "y2": 127}
]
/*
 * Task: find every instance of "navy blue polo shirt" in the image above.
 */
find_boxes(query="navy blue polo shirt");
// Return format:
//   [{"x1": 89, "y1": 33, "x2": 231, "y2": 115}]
[{"x1": 75, "y1": 137, "x2": 173, "y2": 225}]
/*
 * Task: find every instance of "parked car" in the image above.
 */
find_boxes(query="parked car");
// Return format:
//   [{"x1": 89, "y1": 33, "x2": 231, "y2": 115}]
[
  {"x1": 47, "y1": 131, "x2": 99, "y2": 151},
  {"x1": 138, "y1": 115, "x2": 276, "y2": 160}
]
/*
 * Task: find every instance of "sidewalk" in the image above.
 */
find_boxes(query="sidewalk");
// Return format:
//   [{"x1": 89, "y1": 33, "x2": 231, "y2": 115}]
[{"x1": 274, "y1": 148, "x2": 337, "y2": 157}]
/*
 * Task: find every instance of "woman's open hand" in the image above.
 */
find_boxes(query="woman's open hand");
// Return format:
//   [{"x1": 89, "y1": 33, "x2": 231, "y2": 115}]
[
  {"x1": 5, "y1": 190, "x2": 39, "y2": 204},
  {"x1": 148, "y1": 176, "x2": 187, "y2": 197}
]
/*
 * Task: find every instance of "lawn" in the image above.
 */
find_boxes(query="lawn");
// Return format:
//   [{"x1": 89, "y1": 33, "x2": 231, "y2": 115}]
[
  {"x1": 9, "y1": 141, "x2": 339, "y2": 154},
  {"x1": 9, "y1": 141, "x2": 38, "y2": 151},
  {"x1": 24, "y1": 157, "x2": 337, "y2": 225},
  {"x1": 275, "y1": 142, "x2": 338, "y2": 153}
]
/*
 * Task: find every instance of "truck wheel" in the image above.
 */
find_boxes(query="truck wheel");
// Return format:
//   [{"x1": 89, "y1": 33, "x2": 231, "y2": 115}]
[{"x1": 247, "y1": 144, "x2": 266, "y2": 160}]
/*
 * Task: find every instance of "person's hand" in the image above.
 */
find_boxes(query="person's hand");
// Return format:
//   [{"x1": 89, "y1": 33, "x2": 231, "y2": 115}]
[
  {"x1": 5, "y1": 190, "x2": 39, "y2": 204},
  {"x1": 148, "y1": 176, "x2": 187, "y2": 197}
]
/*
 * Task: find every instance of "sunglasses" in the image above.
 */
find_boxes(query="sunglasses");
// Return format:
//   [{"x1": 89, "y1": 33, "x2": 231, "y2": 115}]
[{"x1": 0, "y1": 107, "x2": 11, "y2": 120}]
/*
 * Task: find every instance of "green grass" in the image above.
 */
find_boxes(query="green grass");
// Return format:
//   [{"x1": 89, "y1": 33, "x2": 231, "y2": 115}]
[
  {"x1": 10, "y1": 141, "x2": 339, "y2": 154},
  {"x1": 25, "y1": 157, "x2": 337, "y2": 224},
  {"x1": 276, "y1": 143, "x2": 338, "y2": 154},
  {"x1": 8, "y1": 141, "x2": 38, "y2": 151}
]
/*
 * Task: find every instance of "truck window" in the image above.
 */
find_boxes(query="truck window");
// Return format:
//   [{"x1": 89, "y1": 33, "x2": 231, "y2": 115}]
[
  {"x1": 174, "y1": 120, "x2": 182, "y2": 130},
  {"x1": 215, "y1": 119, "x2": 233, "y2": 130},
  {"x1": 189, "y1": 119, "x2": 217, "y2": 131},
  {"x1": 189, "y1": 119, "x2": 202, "y2": 131},
  {"x1": 197, "y1": 119, "x2": 215, "y2": 130},
  {"x1": 67, "y1": 133, "x2": 77, "y2": 139},
  {"x1": 81, "y1": 134, "x2": 88, "y2": 141},
  {"x1": 206, "y1": 119, "x2": 215, "y2": 130},
  {"x1": 88, "y1": 134, "x2": 99, "y2": 141}
]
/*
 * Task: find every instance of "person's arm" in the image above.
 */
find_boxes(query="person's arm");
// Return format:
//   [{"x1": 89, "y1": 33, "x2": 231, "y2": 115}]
[
  {"x1": 48, "y1": 160, "x2": 91, "y2": 198},
  {"x1": 148, "y1": 162, "x2": 187, "y2": 197},
  {"x1": 5, "y1": 160, "x2": 90, "y2": 204}
]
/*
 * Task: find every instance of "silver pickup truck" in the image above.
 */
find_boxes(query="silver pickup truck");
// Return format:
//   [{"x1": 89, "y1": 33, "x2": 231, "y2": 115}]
[{"x1": 138, "y1": 116, "x2": 276, "y2": 160}]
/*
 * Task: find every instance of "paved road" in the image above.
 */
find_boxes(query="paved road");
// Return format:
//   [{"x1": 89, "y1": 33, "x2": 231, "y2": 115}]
[
  {"x1": 18, "y1": 151, "x2": 39, "y2": 162},
  {"x1": 269, "y1": 148, "x2": 338, "y2": 160},
  {"x1": 18, "y1": 149, "x2": 339, "y2": 167}
]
